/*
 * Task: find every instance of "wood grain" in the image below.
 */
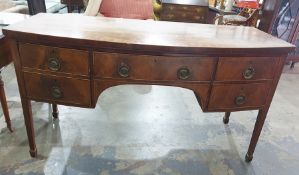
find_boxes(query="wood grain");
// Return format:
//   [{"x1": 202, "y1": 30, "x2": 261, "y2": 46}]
[
  {"x1": 23, "y1": 72, "x2": 91, "y2": 107},
  {"x1": 215, "y1": 57, "x2": 278, "y2": 81},
  {"x1": 2, "y1": 13, "x2": 295, "y2": 56},
  {"x1": 208, "y1": 82, "x2": 271, "y2": 110},
  {"x1": 19, "y1": 43, "x2": 90, "y2": 77},
  {"x1": 94, "y1": 52, "x2": 216, "y2": 81}
]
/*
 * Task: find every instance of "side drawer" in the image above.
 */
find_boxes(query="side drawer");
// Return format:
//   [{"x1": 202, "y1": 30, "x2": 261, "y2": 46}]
[
  {"x1": 19, "y1": 43, "x2": 90, "y2": 76},
  {"x1": 208, "y1": 82, "x2": 271, "y2": 110},
  {"x1": 23, "y1": 72, "x2": 91, "y2": 106},
  {"x1": 215, "y1": 57, "x2": 278, "y2": 81},
  {"x1": 93, "y1": 52, "x2": 216, "y2": 81}
]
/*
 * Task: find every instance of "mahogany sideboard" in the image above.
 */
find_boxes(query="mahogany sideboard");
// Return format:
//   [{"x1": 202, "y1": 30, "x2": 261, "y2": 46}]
[{"x1": 3, "y1": 13, "x2": 295, "y2": 162}]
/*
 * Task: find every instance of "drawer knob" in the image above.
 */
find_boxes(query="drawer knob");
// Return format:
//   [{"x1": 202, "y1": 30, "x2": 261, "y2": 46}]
[
  {"x1": 235, "y1": 95, "x2": 246, "y2": 105},
  {"x1": 178, "y1": 67, "x2": 191, "y2": 80},
  {"x1": 48, "y1": 57, "x2": 61, "y2": 71},
  {"x1": 118, "y1": 64, "x2": 130, "y2": 78},
  {"x1": 243, "y1": 67, "x2": 255, "y2": 80},
  {"x1": 51, "y1": 86, "x2": 63, "y2": 99}
]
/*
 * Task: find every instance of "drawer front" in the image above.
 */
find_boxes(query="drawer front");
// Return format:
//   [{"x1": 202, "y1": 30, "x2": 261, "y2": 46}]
[
  {"x1": 152, "y1": 56, "x2": 215, "y2": 81},
  {"x1": 94, "y1": 52, "x2": 153, "y2": 80},
  {"x1": 93, "y1": 52, "x2": 216, "y2": 81},
  {"x1": 215, "y1": 57, "x2": 278, "y2": 81},
  {"x1": 208, "y1": 83, "x2": 270, "y2": 110},
  {"x1": 24, "y1": 72, "x2": 91, "y2": 106},
  {"x1": 19, "y1": 43, "x2": 89, "y2": 76}
]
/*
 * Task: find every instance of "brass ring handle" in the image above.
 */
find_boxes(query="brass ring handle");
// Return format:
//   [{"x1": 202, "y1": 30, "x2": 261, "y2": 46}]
[
  {"x1": 51, "y1": 86, "x2": 63, "y2": 99},
  {"x1": 243, "y1": 67, "x2": 255, "y2": 80},
  {"x1": 235, "y1": 95, "x2": 246, "y2": 105},
  {"x1": 47, "y1": 57, "x2": 61, "y2": 71},
  {"x1": 177, "y1": 67, "x2": 191, "y2": 80},
  {"x1": 118, "y1": 65, "x2": 130, "y2": 78}
]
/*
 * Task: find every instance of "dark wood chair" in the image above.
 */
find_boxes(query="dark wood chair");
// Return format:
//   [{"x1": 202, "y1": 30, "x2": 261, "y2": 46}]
[{"x1": 26, "y1": 0, "x2": 47, "y2": 15}]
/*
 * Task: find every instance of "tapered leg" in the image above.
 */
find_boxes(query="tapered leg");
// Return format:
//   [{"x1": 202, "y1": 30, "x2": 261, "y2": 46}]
[
  {"x1": 245, "y1": 108, "x2": 269, "y2": 162},
  {"x1": 223, "y1": 112, "x2": 230, "y2": 124},
  {"x1": 0, "y1": 73, "x2": 13, "y2": 132},
  {"x1": 52, "y1": 104, "x2": 58, "y2": 119},
  {"x1": 21, "y1": 99, "x2": 37, "y2": 157},
  {"x1": 290, "y1": 62, "x2": 295, "y2": 69}
]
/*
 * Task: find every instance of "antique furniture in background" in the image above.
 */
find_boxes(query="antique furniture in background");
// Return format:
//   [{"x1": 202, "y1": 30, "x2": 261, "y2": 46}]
[
  {"x1": 26, "y1": 0, "x2": 46, "y2": 15},
  {"x1": 61, "y1": 0, "x2": 84, "y2": 13},
  {"x1": 0, "y1": 0, "x2": 28, "y2": 14},
  {"x1": 214, "y1": 8, "x2": 259, "y2": 26},
  {"x1": 84, "y1": 0, "x2": 153, "y2": 19},
  {"x1": 271, "y1": 0, "x2": 299, "y2": 68},
  {"x1": 287, "y1": 19, "x2": 299, "y2": 68},
  {"x1": 258, "y1": 0, "x2": 282, "y2": 33},
  {"x1": 3, "y1": 13, "x2": 294, "y2": 161},
  {"x1": 158, "y1": 0, "x2": 209, "y2": 23},
  {"x1": 207, "y1": 6, "x2": 236, "y2": 24},
  {"x1": 0, "y1": 12, "x2": 29, "y2": 132}
]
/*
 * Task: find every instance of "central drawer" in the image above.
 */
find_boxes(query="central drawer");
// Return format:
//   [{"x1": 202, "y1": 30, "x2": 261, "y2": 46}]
[
  {"x1": 19, "y1": 43, "x2": 89, "y2": 76},
  {"x1": 23, "y1": 72, "x2": 91, "y2": 107},
  {"x1": 93, "y1": 52, "x2": 216, "y2": 81}
]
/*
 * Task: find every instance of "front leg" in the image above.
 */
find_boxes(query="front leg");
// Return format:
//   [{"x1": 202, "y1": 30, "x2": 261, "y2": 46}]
[
  {"x1": 223, "y1": 112, "x2": 231, "y2": 124},
  {"x1": 21, "y1": 99, "x2": 37, "y2": 157},
  {"x1": 245, "y1": 108, "x2": 269, "y2": 162},
  {"x1": 52, "y1": 104, "x2": 59, "y2": 119}
]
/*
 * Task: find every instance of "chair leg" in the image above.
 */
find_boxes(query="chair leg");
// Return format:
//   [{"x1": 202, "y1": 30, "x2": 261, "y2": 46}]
[
  {"x1": 0, "y1": 73, "x2": 13, "y2": 132},
  {"x1": 52, "y1": 104, "x2": 59, "y2": 119},
  {"x1": 223, "y1": 112, "x2": 230, "y2": 124}
]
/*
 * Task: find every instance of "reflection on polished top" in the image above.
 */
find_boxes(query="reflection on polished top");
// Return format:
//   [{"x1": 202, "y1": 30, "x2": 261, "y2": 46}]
[
  {"x1": 3, "y1": 13, "x2": 295, "y2": 54},
  {"x1": 0, "y1": 12, "x2": 29, "y2": 36}
]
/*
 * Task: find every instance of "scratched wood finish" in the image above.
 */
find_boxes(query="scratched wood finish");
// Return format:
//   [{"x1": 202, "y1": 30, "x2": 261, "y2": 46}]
[{"x1": 3, "y1": 14, "x2": 295, "y2": 161}]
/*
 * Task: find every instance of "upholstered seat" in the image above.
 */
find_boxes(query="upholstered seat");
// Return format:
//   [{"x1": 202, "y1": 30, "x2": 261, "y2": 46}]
[
  {"x1": 223, "y1": 15, "x2": 247, "y2": 23},
  {"x1": 85, "y1": 0, "x2": 153, "y2": 20},
  {"x1": 214, "y1": 8, "x2": 259, "y2": 26}
]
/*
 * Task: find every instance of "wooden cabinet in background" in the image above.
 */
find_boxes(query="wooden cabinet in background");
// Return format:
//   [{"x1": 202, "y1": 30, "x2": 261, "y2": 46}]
[
  {"x1": 259, "y1": 0, "x2": 299, "y2": 67},
  {"x1": 158, "y1": 0, "x2": 209, "y2": 23}
]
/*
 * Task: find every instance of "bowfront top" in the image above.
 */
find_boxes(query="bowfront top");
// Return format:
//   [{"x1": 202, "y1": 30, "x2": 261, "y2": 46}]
[{"x1": 3, "y1": 13, "x2": 295, "y2": 55}]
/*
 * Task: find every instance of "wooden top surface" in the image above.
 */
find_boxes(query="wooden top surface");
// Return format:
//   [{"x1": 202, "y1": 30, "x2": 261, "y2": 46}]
[
  {"x1": 3, "y1": 13, "x2": 295, "y2": 55},
  {"x1": 0, "y1": 12, "x2": 30, "y2": 36},
  {"x1": 162, "y1": 0, "x2": 208, "y2": 6}
]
